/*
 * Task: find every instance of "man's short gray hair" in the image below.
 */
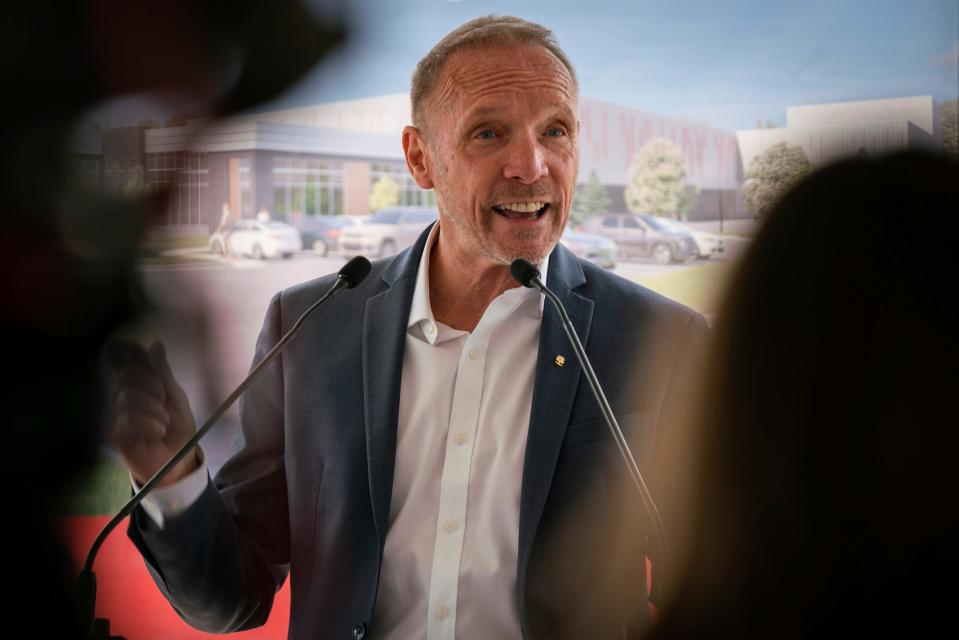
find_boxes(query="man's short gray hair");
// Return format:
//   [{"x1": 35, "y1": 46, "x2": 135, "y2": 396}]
[{"x1": 410, "y1": 15, "x2": 578, "y2": 130}]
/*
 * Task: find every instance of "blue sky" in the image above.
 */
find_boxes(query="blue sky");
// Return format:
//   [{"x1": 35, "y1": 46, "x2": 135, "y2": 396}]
[
  {"x1": 272, "y1": 0, "x2": 958, "y2": 130},
  {"x1": 98, "y1": 0, "x2": 958, "y2": 132}
]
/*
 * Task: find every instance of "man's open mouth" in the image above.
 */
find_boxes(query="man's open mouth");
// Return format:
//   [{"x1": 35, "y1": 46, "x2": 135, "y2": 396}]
[{"x1": 491, "y1": 202, "x2": 550, "y2": 220}]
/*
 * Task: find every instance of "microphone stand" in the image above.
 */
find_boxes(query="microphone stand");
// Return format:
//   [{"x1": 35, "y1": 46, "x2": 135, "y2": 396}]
[
  {"x1": 510, "y1": 259, "x2": 670, "y2": 602},
  {"x1": 77, "y1": 257, "x2": 370, "y2": 640}
]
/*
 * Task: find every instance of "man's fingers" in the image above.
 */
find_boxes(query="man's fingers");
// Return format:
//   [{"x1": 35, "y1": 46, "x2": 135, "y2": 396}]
[
  {"x1": 108, "y1": 411, "x2": 168, "y2": 447},
  {"x1": 114, "y1": 387, "x2": 170, "y2": 425},
  {"x1": 115, "y1": 364, "x2": 166, "y2": 404},
  {"x1": 148, "y1": 341, "x2": 188, "y2": 402}
]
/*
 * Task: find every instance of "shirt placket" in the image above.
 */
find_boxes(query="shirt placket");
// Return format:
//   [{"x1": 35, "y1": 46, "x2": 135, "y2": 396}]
[{"x1": 425, "y1": 293, "x2": 525, "y2": 640}]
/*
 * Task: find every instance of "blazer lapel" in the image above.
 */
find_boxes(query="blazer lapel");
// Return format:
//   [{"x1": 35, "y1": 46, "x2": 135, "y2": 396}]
[
  {"x1": 516, "y1": 245, "x2": 594, "y2": 602},
  {"x1": 362, "y1": 225, "x2": 432, "y2": 554}
]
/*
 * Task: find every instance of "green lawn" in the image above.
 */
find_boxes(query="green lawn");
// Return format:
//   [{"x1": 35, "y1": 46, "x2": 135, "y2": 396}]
[
  {"x1": 138, "y1": 253, "x2": 222, "y2": 268},
  {"x1": 632, "y1": 260, "x2": 738, "y2": 315},
  {"x1": 57, "y1": 453, "x2": 135, "y2": 516},
  {"x1": 141, "y1": 234, "x2": 209, "y2": 253},
  {"x1": 136, "y1": 234, "x2": 219, "y2": 267}
]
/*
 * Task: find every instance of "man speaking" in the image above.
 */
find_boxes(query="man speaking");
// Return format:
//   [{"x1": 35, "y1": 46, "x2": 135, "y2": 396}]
[{"x1": 111, "y1": 15, "x2": 708, "y2": 639}]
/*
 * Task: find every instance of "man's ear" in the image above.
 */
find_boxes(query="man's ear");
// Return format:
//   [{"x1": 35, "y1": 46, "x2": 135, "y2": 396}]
[{"x1": 403, "y1": 125, "x2": 434, "y2": 189}]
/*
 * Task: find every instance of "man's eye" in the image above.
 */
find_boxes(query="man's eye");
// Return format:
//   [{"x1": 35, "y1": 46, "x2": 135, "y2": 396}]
[
  {"x1": 545, "y1": 127, "x2": 566, "y2": 137},
  {"x1": 476, "y1": 129, "x2": 496, "y2": 139}
]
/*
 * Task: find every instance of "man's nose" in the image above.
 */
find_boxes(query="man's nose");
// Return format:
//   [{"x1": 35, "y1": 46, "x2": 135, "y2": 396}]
[{"x1": 503, "y1": 133, "x2": 549, "y2": 183}]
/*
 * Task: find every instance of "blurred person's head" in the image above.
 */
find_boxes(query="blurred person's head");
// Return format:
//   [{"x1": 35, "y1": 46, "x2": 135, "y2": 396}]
[
  {"x1": 402, "y1": 15, "x2": 579, "y2": 268},
  {"x1": 656, "y1": 150, "x2": 958, "y2": 638}
]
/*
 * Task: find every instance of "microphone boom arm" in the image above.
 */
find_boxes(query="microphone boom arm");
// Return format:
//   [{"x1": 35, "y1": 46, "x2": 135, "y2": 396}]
[{"x1": 528, "y1": 271, "x2": 671, "y2": 600}]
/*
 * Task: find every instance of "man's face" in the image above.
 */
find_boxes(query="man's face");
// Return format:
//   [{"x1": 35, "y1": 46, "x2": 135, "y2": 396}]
[{"x1": 413, "y1": 44, "x2": 579, "y2": 266}]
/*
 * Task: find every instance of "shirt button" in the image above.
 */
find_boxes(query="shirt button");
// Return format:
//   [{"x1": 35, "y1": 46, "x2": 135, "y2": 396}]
[
  {"x1": 352, "y1": 622, "x2": 367, "y2": 639},
  {"x1": 443, "y1": 519, "x2": 458, "y2": 533},
  {"x1": 468, "y1": 348, "x2": 478, "y2": 359},
  {"x1": 425, "y1": 322, "x2": 436, "y2": 336},
  {"x1": 453, "y1": 432, "x2": 467, "y2": 445},
  {"x1": 436, "y1": 606, "x2": 449, "y2": 619}
]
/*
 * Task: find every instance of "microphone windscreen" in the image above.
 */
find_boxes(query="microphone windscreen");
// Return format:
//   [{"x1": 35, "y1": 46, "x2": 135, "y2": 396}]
[
  {"x1": 338, "y1": 256, "x2": 372, "y2": 288},
  {"x1": 510, "y1": 259, "x2": 540, "y2": 288}
]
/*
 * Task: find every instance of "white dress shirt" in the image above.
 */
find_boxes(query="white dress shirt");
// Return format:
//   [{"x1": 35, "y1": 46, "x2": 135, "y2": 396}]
[{"x1": 132, "y1": 223, "x2": 548, "y2": 639}]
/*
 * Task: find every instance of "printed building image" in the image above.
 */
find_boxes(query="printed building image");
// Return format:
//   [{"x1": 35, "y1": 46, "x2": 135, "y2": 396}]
[
  {"x1": 258, "y1": 94, "x2": 744, "y2": 221},
  {"x1": 576, "y1": 97, "x2": 741, "y2": 220},
  {"x1": 736, "y1": 95, "x2": 941, "y2": 172},
  {"x1": 71, "y1": 115, "x2": 429, "y2": 234},
  {"x1": 72, "y1": 93, "x2": 951, "y2": 234},
  {"x1": 73, "y1": 92, "x2": 744, "y2": 232}
]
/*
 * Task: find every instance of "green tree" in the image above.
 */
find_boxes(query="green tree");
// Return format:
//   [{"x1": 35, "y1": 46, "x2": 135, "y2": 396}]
[
  {"x1": 123, "y1": 164, "x2": 148, "y2": 197},
  {"x1": 743, "y1": 141, "x2": 813, "y2": 217},
  {"x1": 369, "y1": 175, "x2": 400, "y2": 212},
  {"x1": 166, "y1": 113, "x2": 195, "y2": 127},
  {"x1": 570, "y1": 170, "x2": 611, "y2": 226},
  {"x1": 941, "y1": 98, "x2": 958, "y2": 159},
  {"x1": 677, "y1": 183, "x2": 700, "y2": 222},
  {"x1": 624, "y1": 138, "x2": 687, "y2": 218}
]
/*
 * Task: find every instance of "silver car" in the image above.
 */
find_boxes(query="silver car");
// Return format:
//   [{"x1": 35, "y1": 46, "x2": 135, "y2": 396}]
[
  {"x1": 644, "y1": 215, "x2": 724, "y2": 259},
  {"x1": 339, "y1": 207, "x2": 439, "y2": 258},
  {"x1": 559, "y1": 228, "x2": 617, "y2": 269},
  {"x1": 581, "y1": 213, "x2": 695, "y2": 264}
]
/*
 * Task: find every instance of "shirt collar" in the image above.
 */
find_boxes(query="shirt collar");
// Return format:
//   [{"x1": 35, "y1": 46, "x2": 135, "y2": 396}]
[{"x1": 407, "y1": 222, "x2": 550, "y2": 338}]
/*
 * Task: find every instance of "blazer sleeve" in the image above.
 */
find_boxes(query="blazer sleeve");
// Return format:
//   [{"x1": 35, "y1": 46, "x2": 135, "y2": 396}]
[{"x1": 126, "y1": 291, "x2": 291, "y2": 633}]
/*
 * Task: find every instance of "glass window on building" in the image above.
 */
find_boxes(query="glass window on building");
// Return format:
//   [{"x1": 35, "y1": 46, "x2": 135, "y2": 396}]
[
  {"x1": 145, "y1": 152, "x2": 210, "y2": 226},
  {"x1": 239, "y1": 157, "x2": 253, "y2": 218},
  {"x1": 371, "y1": 161, "x2": 436, "y2": 207},
  {"x1": 272, "y1": 156, "x2": 345, "y2": 217}
]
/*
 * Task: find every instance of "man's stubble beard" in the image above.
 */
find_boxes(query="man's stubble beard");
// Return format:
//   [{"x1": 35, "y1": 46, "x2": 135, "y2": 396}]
[
  {"x1": 431, "y1": 150, "x2": 564, "y2": 267},
  {"x1": 441, "y1": 195, "x2": 560, "y2": 267}
]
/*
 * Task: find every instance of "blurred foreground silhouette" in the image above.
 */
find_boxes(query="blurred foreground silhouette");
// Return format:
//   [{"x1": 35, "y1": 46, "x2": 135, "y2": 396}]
[
  {"x1": 651, "y1": 150, "x2": 958, "y2": 638},
  {"x1": 1, "y1": 2, "x2": 343, "y2": 636}
]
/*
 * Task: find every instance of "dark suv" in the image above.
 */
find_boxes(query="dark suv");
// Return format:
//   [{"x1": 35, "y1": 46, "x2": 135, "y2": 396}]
[
  {"x1": 581, "y1": 213, "x2": 695, "y2": 264},
  {"x1": 294, "y1": 215, "x2": 356, "y2": 256}
]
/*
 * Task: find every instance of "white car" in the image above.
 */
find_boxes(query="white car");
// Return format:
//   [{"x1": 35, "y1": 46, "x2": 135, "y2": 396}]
[{"x1": 210, "y1": 219, "x2": 302, "y2": 259}]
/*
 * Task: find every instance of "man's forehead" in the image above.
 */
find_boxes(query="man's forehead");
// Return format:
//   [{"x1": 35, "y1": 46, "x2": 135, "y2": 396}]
[
  {"x1": 460, "y1": 100, "x2": 577, "y2": 125},
  {"x1": 431, "y1": 43, "x2": 577, "y2": 111}
]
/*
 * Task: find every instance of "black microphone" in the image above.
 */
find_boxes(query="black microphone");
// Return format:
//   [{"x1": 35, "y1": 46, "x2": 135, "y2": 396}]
[
  {"x1": 511, "y1": 258, "x2": 671, "y2": 599},
  {"x1": 334, "y1": 254, "x2": 372, "y2": 290},
  {"x1": 79, "y1": 256, "x2": 372, "y2": 640}
]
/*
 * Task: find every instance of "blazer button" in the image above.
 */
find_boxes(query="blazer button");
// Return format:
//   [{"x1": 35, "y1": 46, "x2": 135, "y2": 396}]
[{"x1": 352, "y1": 622, "x2": 367, "y2": 640}]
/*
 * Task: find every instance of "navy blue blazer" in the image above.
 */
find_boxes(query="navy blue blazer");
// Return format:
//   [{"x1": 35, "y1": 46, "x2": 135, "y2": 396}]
[{"x1": 128, "y1": 223, "x2": 708, "y2": 639}]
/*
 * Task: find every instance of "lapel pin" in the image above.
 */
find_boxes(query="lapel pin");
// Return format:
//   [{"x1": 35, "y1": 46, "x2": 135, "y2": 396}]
[{"x1": 554, "y1": 355, "x2": 566, "y2": 367}]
